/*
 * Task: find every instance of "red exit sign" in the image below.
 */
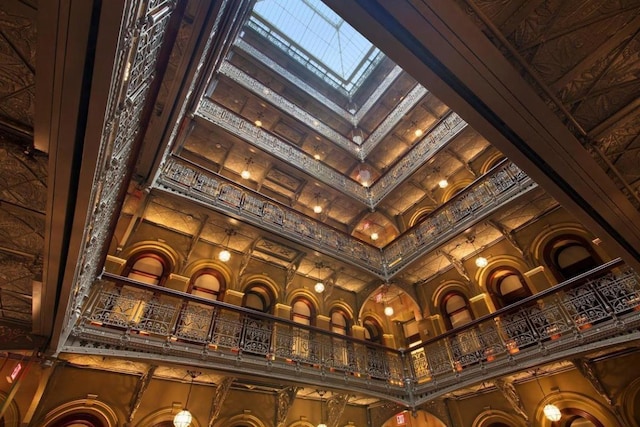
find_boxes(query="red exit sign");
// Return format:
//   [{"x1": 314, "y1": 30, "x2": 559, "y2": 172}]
[
  {"x1": 6, "y1": 362, "x2": 22, "y2": 383},
  {"x1": 396, "y1": 413, "x2": 406, "y2": 426}
]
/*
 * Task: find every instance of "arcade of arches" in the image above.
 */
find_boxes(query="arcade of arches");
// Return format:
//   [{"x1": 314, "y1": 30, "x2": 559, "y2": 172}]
[{"x1": 1, "y1": 0, "x2": 640, "y2": 426}]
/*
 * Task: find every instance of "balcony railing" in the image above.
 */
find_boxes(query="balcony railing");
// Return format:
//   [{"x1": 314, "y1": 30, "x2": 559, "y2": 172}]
[{"x1": 70, "y1": 260, "x2": 640, "y2": 406}]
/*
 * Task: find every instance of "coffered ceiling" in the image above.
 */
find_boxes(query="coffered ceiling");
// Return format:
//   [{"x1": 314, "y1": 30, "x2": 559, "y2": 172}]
[{"x1": 2, "y1": 0, "x2": 640, "y2": 315}]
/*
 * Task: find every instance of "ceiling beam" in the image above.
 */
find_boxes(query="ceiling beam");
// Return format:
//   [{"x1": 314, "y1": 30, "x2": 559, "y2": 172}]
[{"x1": 324, "y1": 0, "x2": 640, "y2": 272}]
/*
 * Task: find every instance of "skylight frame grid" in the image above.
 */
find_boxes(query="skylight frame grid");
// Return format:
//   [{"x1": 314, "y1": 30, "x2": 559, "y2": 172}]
[{"x1": 250, "y1": 0, "x2": 382, "y2": 95}]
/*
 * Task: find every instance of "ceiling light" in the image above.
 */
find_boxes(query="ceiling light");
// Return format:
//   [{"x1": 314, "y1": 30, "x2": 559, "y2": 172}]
[
  {"x1": 241, "y1": 157, "x2": 252, "y2": 180},
  {"x1": 535, "y1": 371, "x2": 562, "y2": 421},
  {"x1": 313, "y1": 193, "x2": 322, "y2": 214},
  {"x1": 370, "y1": 232, "x2": 379, "y2": 241},
  {"x1": 384, "y1": 306, "x2": 394, "y2": 317},
  {"x1": 218, "y1": 249, "x2": 231, "y2": 262},
  {"x1": 174, "y1": 371, "x2": 199, "y2": 427},
  {"x1": 352, "y1": 126, "x2": 363, "y2": 144},
  {"x1": 314, "y1": 153, "x2": 321, "y2": 160},
  {"x1": 317, "y1": 390, "x2": 327, "y2": 427},
  {"x1": 543, "y1": 404, "x2": 562, "y2": 421},
  {"x1": 173, "y1": 410, "x2": 192, "y2": 427},
  {"x1": 314, "y1": 282, "x2": 325, "y2": 293},
  {"x1": 475, "y1": 256, "x2": 488, "y2": 268},
  {"x1": 438, "y1": 179, "x2": 449, "y2": 188},
  {"x1": 357, "y1": 168, "x2": 371, "y2": 187},
  {"x1": 254, "y1": 119, "x2": 262, "y2": 127},
  {"x1": 414, "y1": 129, "x2": 423, "y2": 137},
  {"x1": 218, "y1": 229, "x2": 235, "y2": 262}
]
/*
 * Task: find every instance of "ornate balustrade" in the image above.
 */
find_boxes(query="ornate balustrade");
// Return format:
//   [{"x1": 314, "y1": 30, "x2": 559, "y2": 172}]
[
  {"x1": 69, "y1": 261, "x2": 640, "y2": 405},
  {"x1": 409, "y1": 258, "x2": 640, "y2": 404},
  {"x1": 156, "y1": 155, "x2": 384, "y2": 275},
  {"x1": 156, "y1": 156, "x2": 536, "y2": 280},
  {"x1": 72, "y1": 272, "x2": 407, "y2": 401},
  {"x1": 384, "y1": 160, "x2": 534, "y2": 275}
]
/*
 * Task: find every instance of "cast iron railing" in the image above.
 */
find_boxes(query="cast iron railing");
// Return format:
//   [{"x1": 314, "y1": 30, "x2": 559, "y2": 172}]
[{"x1": 73, "y1": 259, "x2": 640, "y2": 405}]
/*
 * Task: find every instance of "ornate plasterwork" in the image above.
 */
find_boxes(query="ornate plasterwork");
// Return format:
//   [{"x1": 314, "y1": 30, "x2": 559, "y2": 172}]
[
  {"x1": 0, "y1": 140, "x2": 45, "y2": 326},
  {"x1": 0, "y1": 2, "x2": 36, "y2": 131},
  {"x1": 59, "y1": 0, "x2": 178, "y2": 349},
  {"x1": 326, "y1": 393, "x2": 350, "y2": 427},
  {"x1": 209, "y1": 376, "x2": 235, "y2": 427},
  {"x1": 276, "y1": 386, "x2": 300, "y2": 427},
  {"x1": 459, "y1": 0, "x2": 640, "y2": 210},
  {"x1": 493, "y1": 378, "x2": 528, "y2": 422}
]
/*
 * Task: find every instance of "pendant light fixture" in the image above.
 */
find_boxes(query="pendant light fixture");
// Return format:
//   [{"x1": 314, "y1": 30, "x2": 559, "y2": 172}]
[
  {"x1": 535, "y1": 371, "x2": 562, "y2": 422},
  {"x1": 310, "y1": 261, "x2": 325, "y2": 293},
  {"x1": 316, "y1": 390, "x2": 327, "y2": 427},
  {"x1": 218, "y1": 229, "x2": 235, "y2": 262},
  {"x1": 241, "y1": 157, "x2": 253, "y2": 180},
  {"x1": 313, "y1": 193, "x2": 323, "y2": 214},
  {"x1": 468, "y1": 235, "x2": 488, "y2": 268},
  {"x1": 174, "y1": 371, "x2": 200, "y2": 427}
]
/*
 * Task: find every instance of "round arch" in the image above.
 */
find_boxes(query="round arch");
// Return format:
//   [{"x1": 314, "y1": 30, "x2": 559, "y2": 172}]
[
  {"x1": 358, "y1": 284, "x2": 422, "y2": 325},
  {"x1": 617, "y1": 376, "x2": 640, "y2": 426},
  {"x1": 286, "y1": 289, "x2": 321, "y2": 315},
  {"x1": 328, "y1": 300, "x2": 355, "y2": 322},
  {"x1": 119, "y1": 241, "x2": 181, "y2": 274},
  {"x1": 134, "y1": 408, "x2": 202, "y2": 427},
  {"x1": 0, "y1": 391, "x2": 19, "y2": 427},
  {"x1": 286, "y1": 421, "x2": 315, "y2": 427},
  {"x1": 183, "y1": 259, "x2": 234, "y2": 291},
  {"x1": 474, "y1": 255, "x2": 533, "y2": 311},
  {"x1": 441, "y1": 179, "x2": 473, "y2": 203},
  {"x1": 39, "y1": 398, "x2": 120, "y2": 427},
  {"x1": 472, "y1": 409, "x2": 526, "y2": 427},
  {"x1": 474, "y1": 255, "x2": 531, "y2": 289},
  {"x1": 479, "y1": 153, "x2": 506, "y2": 175},
  {"x1": 212, "y1": 413, "x2": 266, "y2": 427},
  {"x1": 408, "y1": 206, "x2": 435, "y2": 228},
  {"x1": 381, "y1": 410, "x2": 446, "y2": 427},
  {"x1": 528, "y1": 223, "x2": 604, "y2": 271},
  {"x1": 241, "y1": 275, "x2": 280, "y2": 302},
  {"x1": 533, "y1": 391, "x2": 619, "y2": 427},
  {"x1": 431, "y1": 281, "x2": 473, "y2": 313}
]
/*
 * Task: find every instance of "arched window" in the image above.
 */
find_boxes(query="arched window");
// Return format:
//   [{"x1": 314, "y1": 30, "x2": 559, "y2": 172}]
[
  {"x1": 188, "y1": 269, "x2": 225, "y2": 301},
  {"x1": 442, "y1": 292, "x2": 473, "y2": 330},
  {"x1": 363, "y1": 317, "x2": 383, "y2": 343},
  {"x1": 487, "y1": 267, "x2": 531, "y2": 309},
  {"x1": 124, "y1": 252, "x2": 170, "y2": 286},
  {"x1": 243, "y1": 283, "x2": 275, "y2": 313},
  {"x1": 330, "y1": 309, "x2": 350, "y2": 335},
  {"x1": 544, "y1": 236, "x2": 601, "y2": 281},
  {"x1": 291, "y1": 297, "x2": 315, "y2": 326}
]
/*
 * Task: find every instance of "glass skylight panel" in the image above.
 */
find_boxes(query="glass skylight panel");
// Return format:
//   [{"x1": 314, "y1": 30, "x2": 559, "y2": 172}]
[{"x1": 252, "y1": 0, "x2": 381, "y2": 94}]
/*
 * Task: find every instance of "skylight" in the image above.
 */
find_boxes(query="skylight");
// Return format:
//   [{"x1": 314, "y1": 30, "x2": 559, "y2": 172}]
[{"x1": 251, "y1": 0, "x2": 382, "y2": 94}]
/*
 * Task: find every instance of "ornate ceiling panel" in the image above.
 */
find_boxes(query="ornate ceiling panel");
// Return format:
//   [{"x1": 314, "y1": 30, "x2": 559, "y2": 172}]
[
  {"x1": 456, "y1": 0, "x2": 640, "y2": 210},
  {"x1": 0, "y1": 1, "x2": 36, "y2": 132}
]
